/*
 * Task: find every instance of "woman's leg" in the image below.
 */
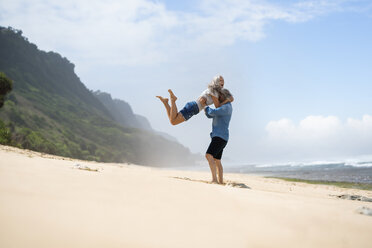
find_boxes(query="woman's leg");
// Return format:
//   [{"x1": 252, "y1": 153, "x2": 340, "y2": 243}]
[
  {"x1": 168, "y1": 89, "x2": 185, "y2": 125},
  {"x1": 156, "y1": 96, "x2": 171, "y2": 119},
  {"x1": 156, "y1": 92, "x2": 184, "y2": 125}
]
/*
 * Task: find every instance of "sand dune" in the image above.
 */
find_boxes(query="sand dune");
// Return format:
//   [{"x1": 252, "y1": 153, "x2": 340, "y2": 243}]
[{"x1": 1, "y1": 144, "x2": 371, "y2": 248}]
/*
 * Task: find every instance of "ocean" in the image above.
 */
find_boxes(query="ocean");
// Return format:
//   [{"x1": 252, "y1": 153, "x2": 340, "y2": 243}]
[{"x1": 224, "y1": 161, "x2": 372, "y2": 184}]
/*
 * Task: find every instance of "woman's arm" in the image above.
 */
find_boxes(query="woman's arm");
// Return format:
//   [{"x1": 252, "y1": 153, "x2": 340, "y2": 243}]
[
  {"x1": 211, "y1": 95, "x2": 221, "y2": 108},
  {"x1": 219, "y1": 96, "x2": 234, "y2": 106}
]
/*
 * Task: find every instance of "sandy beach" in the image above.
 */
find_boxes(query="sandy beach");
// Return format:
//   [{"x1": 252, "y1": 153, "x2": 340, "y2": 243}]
[{"x1": 1, "y1": 144, "x2": 371, "y2": 248}]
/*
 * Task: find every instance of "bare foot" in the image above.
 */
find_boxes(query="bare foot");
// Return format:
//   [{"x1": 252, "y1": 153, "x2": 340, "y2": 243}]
[
  {"x1": 168, "y1": 89, "x2": 177, "y2": 101},
  {"x1": 156, "y1": 96, "x2": 169, "y2": 104},
  {"x1": 211, "y1": 180, "x2": 218, "y2": 184}
]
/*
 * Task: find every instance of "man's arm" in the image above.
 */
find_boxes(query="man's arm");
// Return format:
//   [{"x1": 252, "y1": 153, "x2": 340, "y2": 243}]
[
  {"x1": 204, "y1": 106, "x2": 213, "y2": 118},
  {"x1": 204, "y1": 104, "x2": 230, "y2": 117}
]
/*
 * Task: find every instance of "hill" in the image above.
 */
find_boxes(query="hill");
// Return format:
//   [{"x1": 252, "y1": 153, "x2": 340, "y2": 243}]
[
  {"x1": 93, "y1": 90, "x2": 152, "y2": 131},
  {"x1": 92, "y1": 90, "x2": 179, "y2": 142},
  {"x1": 0, "y1": 26, "x2": 195, "y2": 166}
]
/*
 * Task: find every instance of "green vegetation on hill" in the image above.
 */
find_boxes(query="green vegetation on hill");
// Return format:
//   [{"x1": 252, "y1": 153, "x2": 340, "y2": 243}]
[
  {"x1": 0, "y1": 26, "x2": 195, "y2": 166},
  {"x1": 0, "y1": 72, "x2": 13, "y2": 144},
  {"x1": 0, "y1": 72, "x2": 13, "y2": 108}
]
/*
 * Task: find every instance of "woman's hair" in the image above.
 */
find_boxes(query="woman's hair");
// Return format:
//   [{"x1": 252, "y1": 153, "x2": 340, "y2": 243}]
[
  {"x1": 208, "y1": 75, "x2": 223, "y2": 96},
  {"x1": 219, "y1": 88, "x2": 233, "y2": 102}
]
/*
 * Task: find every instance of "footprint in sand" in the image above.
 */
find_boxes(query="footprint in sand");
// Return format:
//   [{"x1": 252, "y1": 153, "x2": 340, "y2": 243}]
[
  {"x1": 172, "y1": 177, "x2": 250, "y2": 189},
  {"x1": 330, "y1": 194, "x2": 372, "y2": 202},
  {"x1": 73, "y1": 163, "x2": 101, "y2": 172},
  {"x1": 356, "y1": 206, "x2": 372, "y2": 216},
  {"x1": 225, "y1": 182, "x2": 251, "y2": 189}
]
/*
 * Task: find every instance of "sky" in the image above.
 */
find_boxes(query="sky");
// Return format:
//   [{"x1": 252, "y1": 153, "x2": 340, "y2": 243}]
[{"x1": 1, "y1": 0, "x2": 372, "y2": 165}]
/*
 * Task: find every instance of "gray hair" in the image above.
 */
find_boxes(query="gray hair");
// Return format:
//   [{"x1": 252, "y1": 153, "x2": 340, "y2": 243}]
[
  {"x1": 219, "y1": 88, "x2": 233, "y2": 102},
  {"x1": 208, "y1": 75, "x2": 223, "y2": 96}
]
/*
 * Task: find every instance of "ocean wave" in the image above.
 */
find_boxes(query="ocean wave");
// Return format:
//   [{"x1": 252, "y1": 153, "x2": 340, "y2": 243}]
[
  {"x1": 344, "y1": 161, "x2": 372, "y2": 167},
  {"x1": 255, "y1": 160, "x2": 372, "y2": 168}
]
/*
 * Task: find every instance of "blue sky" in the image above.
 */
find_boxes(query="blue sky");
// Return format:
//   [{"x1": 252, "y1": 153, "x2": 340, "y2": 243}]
[
  {"x1": 1, "y1": 0, "x2": 372, "y2": 164},
  {"x1": 246, "y1": 10, "x2": 372, "y2": 120}
]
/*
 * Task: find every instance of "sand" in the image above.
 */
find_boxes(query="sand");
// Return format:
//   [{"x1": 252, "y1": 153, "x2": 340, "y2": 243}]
[{"x1": 1, "y1": 144, "x2": 372, "y2": 248}]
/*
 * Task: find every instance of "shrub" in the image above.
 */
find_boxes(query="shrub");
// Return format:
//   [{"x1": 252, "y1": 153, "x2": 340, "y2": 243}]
[
  {"x1": 0, "y1": 72, "x2": 13, "y2": 108},
  {"x1": 0, "y1": 120, "x2": 12, "y2": 144}
]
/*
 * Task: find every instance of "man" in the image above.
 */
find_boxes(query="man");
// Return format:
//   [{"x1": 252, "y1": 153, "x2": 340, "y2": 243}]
[{"x1": 204, "y1": 89, "x2": 233, "y2": 184}]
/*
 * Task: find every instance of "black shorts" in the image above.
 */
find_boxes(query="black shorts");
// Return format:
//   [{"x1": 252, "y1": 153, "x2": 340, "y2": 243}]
[{"x1": 206, "y1": 136, "x2": 227, "y2": 160}]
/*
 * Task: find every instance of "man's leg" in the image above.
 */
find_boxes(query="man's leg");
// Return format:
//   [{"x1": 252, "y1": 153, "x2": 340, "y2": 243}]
[
  {"x1": 205, "y1": 153, "x2": 218, "y2": 183},
  {"x1": 215, "y1": 159, "x2": 223, "y2": 184}
]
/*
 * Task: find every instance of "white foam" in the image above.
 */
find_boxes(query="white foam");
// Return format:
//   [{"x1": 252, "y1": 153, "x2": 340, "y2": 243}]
[
  {"x1": 255, "y1": 159, "x2": 372, "y2": 168},
  {"x1": 255, "y1": 160, "x2": 342, "y2": 168},
  {"x1": 344, "y1": 162, "x2": 372, "y2": 167}
]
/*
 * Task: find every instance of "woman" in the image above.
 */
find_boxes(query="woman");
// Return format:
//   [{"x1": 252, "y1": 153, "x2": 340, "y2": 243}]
[{"x1": 156, "y1": 75, "x2": 233, "y2": 125}]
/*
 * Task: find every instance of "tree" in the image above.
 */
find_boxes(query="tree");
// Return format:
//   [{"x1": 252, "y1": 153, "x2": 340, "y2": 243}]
[{"x1": 0, "y1": 72, "x2": 13, "y2": 108}]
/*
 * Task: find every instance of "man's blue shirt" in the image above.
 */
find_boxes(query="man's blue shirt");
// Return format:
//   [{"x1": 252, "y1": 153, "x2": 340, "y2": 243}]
[{"x1": 204, "y1": 102, "x2": 232, "y2": 141}]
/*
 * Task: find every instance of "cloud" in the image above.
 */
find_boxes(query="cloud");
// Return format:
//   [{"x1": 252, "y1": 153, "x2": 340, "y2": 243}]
[
  {"x1": 0, "y1": 0, "x2": 178, "y2": 65},
  {"x1": 264, "y1": 115, "x2": 372, "y2": 160},
  {"x1": 0, "y1": 0, "x2": 369, "y2": 66}
]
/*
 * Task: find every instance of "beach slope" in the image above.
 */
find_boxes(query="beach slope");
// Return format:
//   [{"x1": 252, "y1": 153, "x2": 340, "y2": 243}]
[{"x1": 1, "y1": 145, "x2": 371, "y2": 248}]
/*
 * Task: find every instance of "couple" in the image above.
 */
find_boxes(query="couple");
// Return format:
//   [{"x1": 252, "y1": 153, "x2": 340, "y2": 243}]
[{"x1": 156, "y1": 75, "x2": 233, "y2": 184}]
